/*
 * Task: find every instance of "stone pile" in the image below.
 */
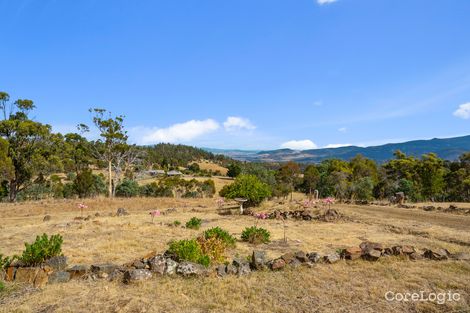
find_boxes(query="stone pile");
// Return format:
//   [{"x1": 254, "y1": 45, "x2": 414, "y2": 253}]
[
  {"x1": 3, "y1": 242, "x2": 469, "y2": 287},
  {"x1": 255, "y1": 209, "x2": 344, "y2": 222}
]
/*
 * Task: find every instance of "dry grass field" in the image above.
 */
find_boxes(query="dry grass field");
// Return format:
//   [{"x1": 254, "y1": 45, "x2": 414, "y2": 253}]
[{"x1": 1, "y1": 196, "x2": 469, "y2": 313}]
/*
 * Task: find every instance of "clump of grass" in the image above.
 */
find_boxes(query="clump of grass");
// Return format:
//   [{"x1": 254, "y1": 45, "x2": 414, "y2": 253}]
[
  {"x1": 241, "y1": 226, "x2": 270, "y2": 244},
  {"x1": 167, "y1": 239, "x2": 210, "y2": 267},
  {"x1": 203, "y1": 227, "x2": 236, "y2": 247},
  {"x1": 0, "y1": 281, "x2": 4, "y2": 292},
  {"x1": 186, "y1": 217, "x2": 202, "y2": 230},
  {"x1": 173, "y1": 220, "x2": 181, "y2": 227}
]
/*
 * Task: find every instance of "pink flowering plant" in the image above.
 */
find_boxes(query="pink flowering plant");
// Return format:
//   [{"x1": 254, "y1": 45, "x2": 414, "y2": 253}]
[
  {"x1": 254, "y1": 212, "x2": 269, "y2": 220},
  {"x1": 77, "y1": 203, "x2": 88, "y2": 217},
  {"x1": 215, "y1": 198, "x2": 225, "y2": 209},
  {"x1": 149, "y1": 210, "x2": 161, "y2": 223},
  {"x1": 323, "y1": 197, "x2": 335, "y2": 209},
  {"x1": 302, "y1": 199, "x2": 316, "y2": 208}
]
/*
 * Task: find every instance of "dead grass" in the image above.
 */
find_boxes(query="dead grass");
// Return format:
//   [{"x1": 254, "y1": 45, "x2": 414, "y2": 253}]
[{"x1": 0, "y1": 197, "x2": 469, "y2": 312}]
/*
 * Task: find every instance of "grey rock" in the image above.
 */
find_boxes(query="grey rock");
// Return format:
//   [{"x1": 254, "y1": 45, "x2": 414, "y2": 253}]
[
  {"x1": 48, "y1": 271, "x2": 70, "y2": 284},
  {"x1": 165, "y1": 258, "x2": 178, "y2": 275},
  {"x1": 226, "y1": 264, "x2": 238, "y2": 275},
  {"x1": 176, "y1": 262, "x2": 207, "y2": 277},
  {"x1": 67, "y1": 265, "x2": 89, "y2": 279},
  {"x1": 132, "y1": 260, "x2": 146, "y2": 269},
  {"x1": 116, "y1": 208, "x2": 129, "y2": 216},
  {"x1": 324, "y1": 253, "x2": 341, "y2": 264},
  {"x1": 149, "y1": 255, "x2": 166, "y2": 274},
  {"x1": 363, "y1": 249, "x2": 381, "y2": 261},
  {"x1": 450, "y1": 252, "x2": 470, "y2": 261},
  {"x1": 251, "y1": 251, "x2": 267, "y2": 270},
  {"x1": 307, "y1": 252, "x2": 322, "y2": 263},
  {"x1": 360, "y1": 241, "x2": 384, "y2": 252},
  {"x1": 45, "y1": 256, "x2": 68, "y2": 271},
  {"x1": 424, "y1": 249, "x2": 449, "y2": 261},
  {"x1": 217, "y1": 265, "x2": 227, "y2": 277},
  {"x1": 294, "y1": 251, "x2": 308, "y2": 263},
  {"x1": 123, "y1": 269, "x2": 152, "y2": 283},
  {"x1": 280, "y1": 252, "x2": 295, "y2": 264},
  {"x1": 90, "y1": 263, "x2": 118, "y2": 274},
  {"x1": 409, "y1": 252, "x2": 424, "y2": 261},
  {"x1": 43, "y1": 215, "x2": 52, "y2": 222},
  {"x1": 270, "y1": 258, "x2": 286, "y2": 270}
]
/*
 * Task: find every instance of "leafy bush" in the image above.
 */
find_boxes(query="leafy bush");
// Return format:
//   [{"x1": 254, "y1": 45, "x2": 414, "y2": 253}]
[
  {"x1": 0, "y1": 253, "x2": 15, "y2": 269},
  {"x1": 219, "y1": 174, "x2": 272, "y2": 207},
  {"x1": 182, "y1": 191, "x2": 201, "y2": 198},
  {"x1": 241, "y1": 226, "x2": 270, "y2": 244},
  {"x1": 20, "y1": 234, "x2": 63, "y2": 266},
  {"x1": 203, "y1": 227, "x2": 236, "y2": 247},
  {"x1": 140, "y1": 182, "x2": 173, "y2": 197},
  {"x1": 173, "y1": 220, "x2": 181, "y2": 226},
  {"x1": 115, "y1": 179, "x2": 140, "y2": 197},
  {"x1": 197, "y1": 236, "x2": 227, "y2": 264},
  {"x1": 186, "y1": 217, "x2": 202, "y2": 230},
  {"x1": 167, "y1": 239, "x2": 210, "y2": 267}
]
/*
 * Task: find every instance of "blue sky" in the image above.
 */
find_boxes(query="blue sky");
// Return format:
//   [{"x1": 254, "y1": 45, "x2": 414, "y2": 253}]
[{"x1": 1, "y1": 0, "x2": 470, "y2": 150}]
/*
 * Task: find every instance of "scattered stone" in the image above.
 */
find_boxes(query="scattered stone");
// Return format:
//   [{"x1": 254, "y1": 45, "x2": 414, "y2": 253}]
[
  {"x1": 233, "y1": 258, "x2": 251, "y2": 276},
  {"x1": 116, "y1": 208, "x2": 129, "y2": 216},
  {"x1": 217, "y1": 265, "x2": 227, "y2": 277},
  {"x1": 424, "y1": 249, "x2": 449, "y2": 261},
  {"x1": 5, "y1": 266, "x2": 16, "y2": 281},
  {"x1": 280, "y1": 252, "x2": 295, "y2": 264},
  {"x1": 132, "y1": 260, "x2": 146, "y2": 269},
  {"x1": 251, "y1": 251, "x2": 267, "y2": 270},
  {"x1": 149, "y1": 255, "x2": 166, "y2": 274},
  {"x1": 123, "y1": 269, "x2": 152, "y2": 283},
  {"x1": 165, "y1": 259, "x2": 178, "y2": 275},
  {"x1": 324, "y1": 253, "x2": 341, "y2": 264},
  {"x1": 307, "y1": 252, "x2": 322, "y2": 263},
  {"x1": 294, "y1": 251, "x2": 308, "y2": 263},
  {"x1": 45, "y1": 256, "x2": 68, "y2": 271},
  {"x1": 43, "y1": 215, "x2": 52, "y2": 222},
  {"x1": 67, "y1": 265, "x2": 89, "y2": 279},
  {"x1": 360, "y1": 241, "x2": 384, "y2": 253},
  {"x1": 15, "y1": 268, "x2": 49, "y2": 288},
  {"x1": 289, "y1": 258, "x2": 302, "y2": 268},
  {"x1": 363, "y1": 249, "x2": 381, "y2": 261},
  {"x1": 176, "y1": 262, "x2": 207, "y2": 277},
  {"x1": 409, "y1": 252, "x2": 424, "y2": 261},
  {"x1": 226, "y1": 264, "x2": 238, "y2": 275},
  {"x1": 48, "y1": 271, "x2": 71, "y2": 284},
  {"x1": 270, "y1": 258, "x2": 286, "y2": 271},
  {"x1": 91, "y1": 264, "x2": 119, "y2": 275},
  {"x1": 344, "y1": 247, "x2": 362, "y2": 260}
]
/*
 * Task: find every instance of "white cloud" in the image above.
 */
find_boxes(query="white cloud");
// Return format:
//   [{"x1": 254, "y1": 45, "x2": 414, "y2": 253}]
[
  {"x1": 317, "y1": 0, "x2": 337, "y2": 5},
  {"x1": 324, "y1": 143, "x2": 352, "y2": 148},
  {"x1": 281, "y1": 140, "x2": 318, "y2": 150},
  {"x1": 223, "y1": 116, "x2": 256, "y2": 131},
  {"x1": 338, "y1": 127, "x2": 347, "y2": 133},
  {"x1": 453, "y1": 103, "x2": 470, "y2": 119},
  {"x1": 140, "y1": 119, "x2": 220, "y2": 144}
]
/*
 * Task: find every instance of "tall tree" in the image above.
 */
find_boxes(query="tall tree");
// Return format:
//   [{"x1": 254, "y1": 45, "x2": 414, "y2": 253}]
[
  {"x1": 84, "y1": 108, "x2": 128, "y2": 197},
  {"x1": 0, "y1": 93, "x2": 53, "y2": 201},
  {"x1": 276, "y1": 161, "x2": 301, "y2": 201}
]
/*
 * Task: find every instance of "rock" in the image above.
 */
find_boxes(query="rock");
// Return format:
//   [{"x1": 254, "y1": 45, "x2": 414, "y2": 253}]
[
  {"x1": 91, "y1": 264, "x2": 118, "y2": 275},
  {"x1": 280, "y1": 252, "x2": 295, "y2": 264},
  {"x1": 123, "y1": 269, "x2": 152, "y2": 284},
  {"x1": 43, "y1": 215, "x2": 52, "y2": 222},
  {"x1": 95, "y1": 212, "x2": 101, "y2": 217},
  {"x1": 289, "y1": 258, "x2": 302, "y2": 268},
  {"x1": 401, "y1": 245, "x2": 415, "y2": 255},
  {"x1": 424, "y1": 249, "x2": 449, "y2": 261},
  {"x1": 360, "y1": 241, "x2": 384, "y2": 253},
  {"x1": 48, "y1": 271, "x2": 71, "y2": 284},
  {"x1": 67, "y1": 265, "x2": 89, "y2": 279},
  {"x1": 233, "y1": 258, "x2": 251, "y2": 276},
  {"x1": 363, "y1": 249, "x2": 381, "y2": 261},
  {"x1": 177, "y1": 262, "x2": 207, "y2": 277},
  {"x1": 324, "y1": 253, "x2": 341, "y2": 264},
  {"x1": 132, "y1": 260, "x2": 146, "y2": 269},
  {"x1": 270, "y1": 258, "x2": 286, "y2": 271},
  {"x1": 116, "y1": 208, "x2": 129, "y2": 216},
  {"x1": 323, "y1": 209, "x2": 340, "y2": 222},
  {"x1": 251, "y1": 251, "x2": 267, "y2": 270},
  {"x1": 15, "y1": 268, "x2": 49, "y2": 288},
  {"x1": 409, "y1": 252, "x2": 424, "y2": 261},
  {"x1": 165, "y1": 259, "x2": 178, "y2": 275},
  {"x1": 344, "y1": 247, "x2": 362, "y2": 260},
  {"x1": 294, "y1": 251, "x2": 308, "y2": 263},
  {"x1": 45, "y1": 256, "x2": 68, "y2": 271},
  {"x1": 307, "y1": 253, "x2": 322, "y2": 263},
  {"x1": 149, "y1": 255, "x2": 166, "y2": 274},
  {"x1": 226, "y1": 264, "x2": 238, "y2": 275},
  {"x1": 450, "y1": 252, "x2": 470, "y2": 261},
  {"x1": 108, "y1": 269, "x2": 124, "y2": 282},
  {"x1": 217, "y1": 265, "x2": 227, "y2": 277},
  {"x1": 5, "y1": 266, "x2": 17, "y2": 281}
]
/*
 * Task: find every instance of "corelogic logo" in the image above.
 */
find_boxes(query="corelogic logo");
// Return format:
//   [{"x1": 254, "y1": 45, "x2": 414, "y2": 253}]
[{"x1": 385, "y1": 291, "x2": 461, "y2": 305}]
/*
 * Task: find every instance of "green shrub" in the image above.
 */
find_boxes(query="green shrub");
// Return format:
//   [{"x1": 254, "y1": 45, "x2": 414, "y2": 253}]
[
  {"x1": 0, "y1": 281, "x2": 4, "y2": 292},
  {"x1": 186, "y1": 217, "x2": 202, "y2": 230},
  {"x1": 0, "y1": 253, "x2": 15, "y2": 269},
  {"x1": 140, "y1": 182, "x2": 174, "y2": 197},
  {"x1": 167, "y1": 239, "x2": 210, "y2": 267},
  {"x1": 173, "y1": 220, "x2": 181, "y2": 226},
  {"x1": 241, "y1": 226, "x2": 270, "y2": 244},
  {"x1": 219, "y1": 174, "x2": 272, "y2": 207},
  {"x1": 203, "y1": 227, "x2": 236, "y2": 247},
  {"x1": 20, "y1": 234, "x2": 63, "y2": 266},
  {"x1": 115, "y1": 179, "x2": 140, "y2": 197}
]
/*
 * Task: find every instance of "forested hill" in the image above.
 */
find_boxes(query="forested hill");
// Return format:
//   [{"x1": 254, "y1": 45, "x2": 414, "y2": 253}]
[{"x1": 205, "y1": 135, "x2": 470, "y2": 163}]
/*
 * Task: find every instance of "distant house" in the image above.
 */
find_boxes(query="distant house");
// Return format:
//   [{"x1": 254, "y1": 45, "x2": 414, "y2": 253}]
[{"x1": 167, "y1": 170, "x2": 183, "y2": 176}]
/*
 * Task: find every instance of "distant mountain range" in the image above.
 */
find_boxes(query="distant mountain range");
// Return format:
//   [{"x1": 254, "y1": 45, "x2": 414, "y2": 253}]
[{"x1": 204, "y1": 135, "x2": 470, "y2": 164}]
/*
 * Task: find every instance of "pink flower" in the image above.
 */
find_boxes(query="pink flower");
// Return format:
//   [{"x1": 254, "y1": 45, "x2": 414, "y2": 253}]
[
  {"x1": 254, "y1": 212, "x2": 268, "y2": 220},
  {"x1": 149, "y1": 210, "x2": 161, "y2": 217},
  {"x1": 78, "y1": 203, "x2": 88, "y2": 209},
  {"x1": 323, "y1": 197, "x2": 335, "y2": 205}
]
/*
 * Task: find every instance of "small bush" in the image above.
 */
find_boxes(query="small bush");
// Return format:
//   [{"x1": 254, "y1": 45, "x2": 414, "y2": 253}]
[
  {"x1": 186, "y1": 217, "x2": 202, "y2": 230},
  {"x1": 167, "y1": 239, "x2": 210, "y2": 267},
  {"x1": 115, "y1": 179, "x2": 140, "y2": 197},
  {"x1": 241, "y1": 226, "x2": 271, "y2": 244},
  {"x1": 20, "y1": 234, "x2": 63, "y2": 266},
  {"x1": 203, "y1": 227, "x2": 236, "y2": 247},
  {"x1": 173, "y1": 220, "x2": 181, "y2": 226},
  {"x1": 197, "y1": 236, "x2": 226, "y2": 264},
  {"x1": 219, "y1": 174, "x2": 272, "y2": 207},
  {"x1": 0, "y1": 253, "x2": 15, "y2": 269}
]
